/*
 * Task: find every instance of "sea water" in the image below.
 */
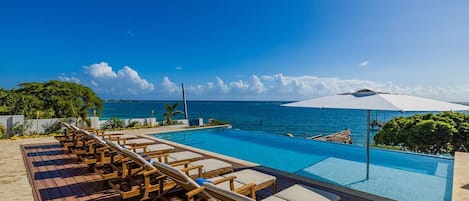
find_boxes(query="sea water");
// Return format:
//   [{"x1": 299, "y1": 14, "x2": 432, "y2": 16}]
[{"x1": 102, "y1": 101, "x2": 414, "y2": 146}]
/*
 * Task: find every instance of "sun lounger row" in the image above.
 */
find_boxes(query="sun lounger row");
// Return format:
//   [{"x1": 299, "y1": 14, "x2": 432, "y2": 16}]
[{"x1": 57, "y1": 122, "x2": 340, "y2": 201}]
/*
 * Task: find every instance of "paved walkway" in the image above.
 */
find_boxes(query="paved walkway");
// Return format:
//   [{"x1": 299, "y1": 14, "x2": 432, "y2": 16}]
[{"x1": 0, "y1": 137, "x2": 56, "y2": 201}]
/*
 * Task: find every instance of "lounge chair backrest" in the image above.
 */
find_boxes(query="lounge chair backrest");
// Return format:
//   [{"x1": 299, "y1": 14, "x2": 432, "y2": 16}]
[
  {"x1": 103, "y1": 139, "x2": 156, "y2": 170},
  {"x1": 104, "y1": 139, "x2": 125, "y2": 153},
  {"x1": 204, "y1": 183, "x2": 254, "y2": 201},
  {"x1": 152, "y1": 160, "x2": 215, "y2": 200},
  {"x1": 120, "y1": 146, "x2": 156, "y2": 171},
  {"x1": 89, "y1": 133, "x2": 107, "y2": 145}
]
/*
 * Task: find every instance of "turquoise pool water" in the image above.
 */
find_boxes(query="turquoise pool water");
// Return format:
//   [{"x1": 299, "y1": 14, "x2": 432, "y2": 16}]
[{"x1": 153, "y1": 128, "x2": 453, "y2": 201}]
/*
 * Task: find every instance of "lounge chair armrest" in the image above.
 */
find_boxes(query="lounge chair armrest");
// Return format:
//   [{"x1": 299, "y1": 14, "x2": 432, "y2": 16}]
[
  {"x1": 181, "y1": 165, "x2": 203, "y2": 177},
  {"x1": 212, "y1": 175, "x2": 236, "y2": 185},
  {"x1": 186, "y1": 186, "x2": 205, "y2": 201},
  {"x1": 152, "y1": 153, "x2": 169, "y2": 162},
  {"x1": 235, "y1": 183, "x2": 256, "y2": 199},
  {"x1": 143, "y1": 169, "x2": 159, "y2": 176},
  {"x1": 97, "y1": 147, "x2": 109, "y2": 152},
  {"x1": 170, "y1": 160, "x2": 191, "y2": 167}
]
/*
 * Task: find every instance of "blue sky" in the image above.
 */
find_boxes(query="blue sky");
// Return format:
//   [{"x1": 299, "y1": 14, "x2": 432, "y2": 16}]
[{"x1": 1, "y1": 1, "x2": 469, "y2": 101}]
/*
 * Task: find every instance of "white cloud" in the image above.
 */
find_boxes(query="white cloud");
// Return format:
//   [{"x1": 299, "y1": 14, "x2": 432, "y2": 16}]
[
  {"x1": 58, "y1": 75, "x2": 80, "y2": 83},
  {"x1": 160, "y1": 76, "x2": 179, "y2": 94},
  {"x1": 84, "y1": 62, "x2": 117, "y2": 78},
  {"x1": 216, "y1": 76, "x2": 229, "y2": 93},
  {"x1": 359, "y1": 60, "x2": 369, "y2": 67},
  {"x1": 117, "y1": 66, "x2": 154, "y2": 90},
  {"x1": 176, "y1": 66, "x2": 182, "y2": 70},
  {"x1": 60, "y1": 62, "x2": 154, "y2": 98},
  {"x1": 160, "y1": 73, "x2": 468, "y2": 101},
  {"x1": 230, "y1": 80, "x2": 249, "y2": 90},
  {"x1": 249, "y1": 75, "x2": 265, "y2": 93}
]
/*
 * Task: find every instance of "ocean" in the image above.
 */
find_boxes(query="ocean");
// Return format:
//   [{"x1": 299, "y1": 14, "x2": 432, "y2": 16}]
[{"x1": 101, "y1": 101, "x2": 412, "y2": 146}]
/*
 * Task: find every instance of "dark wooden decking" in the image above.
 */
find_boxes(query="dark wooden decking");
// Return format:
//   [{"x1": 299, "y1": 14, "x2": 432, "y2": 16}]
[{"x1": 22, "y1": 142, "x2": 392, "y2": 201}]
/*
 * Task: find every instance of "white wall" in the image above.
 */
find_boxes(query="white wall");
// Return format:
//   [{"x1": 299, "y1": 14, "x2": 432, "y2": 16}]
[{"x1": 0, "y1": 115, "x2": 196, "y2": 135}]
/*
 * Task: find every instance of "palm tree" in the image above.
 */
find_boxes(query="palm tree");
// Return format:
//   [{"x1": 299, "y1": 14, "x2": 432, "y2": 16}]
[{"x1": 164, "y1": 103, "x2": 184, "y2": 125}]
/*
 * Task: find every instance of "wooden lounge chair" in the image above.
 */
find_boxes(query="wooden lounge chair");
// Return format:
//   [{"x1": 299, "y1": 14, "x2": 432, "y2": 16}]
[
  {"x1": 152, "y1": 159, "x2": 275, "y2": 200},
  {"x1": 208, "y1": 169, "x2": 277, "y2": 195},
  {"x1": 106, "y1": 141, "x2": 177, "y2": 200},
  {"x1": 203, "y1": 182, "x2": 341, "y2": 201}
]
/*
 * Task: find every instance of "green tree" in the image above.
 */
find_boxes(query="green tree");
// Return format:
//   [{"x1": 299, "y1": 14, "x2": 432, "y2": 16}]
[
  {"x1": 374, "y1": 112, "x2": 469, "y2": 155},
  {"x1": 164, "y1": 102, "x2": 184, "y2": 125},
  {"x1": 0, "y1": 80, "x2": 103, "y2": 119}
]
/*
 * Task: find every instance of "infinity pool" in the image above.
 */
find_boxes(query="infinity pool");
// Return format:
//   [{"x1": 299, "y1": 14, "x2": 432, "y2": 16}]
[{"x1": 153, "y1": 128, "x2": 453, "y2": 201}]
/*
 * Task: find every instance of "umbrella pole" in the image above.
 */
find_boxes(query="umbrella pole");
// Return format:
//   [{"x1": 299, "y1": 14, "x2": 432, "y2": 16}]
[{"x1": 366, "y1": 109, "x2": 370, "y2": 180}]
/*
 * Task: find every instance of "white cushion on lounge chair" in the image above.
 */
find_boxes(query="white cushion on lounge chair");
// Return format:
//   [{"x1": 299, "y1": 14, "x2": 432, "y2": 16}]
[
  {"x1": 191, "y1": 159, "x2": 232, "y2": 173},
  {"x1": 168, "y1": 151, "x2": 202, "y2": 163},
  {"x1": 264, "y1": 184, "x2": 340, "y2": 201},
  {"x1": 126, "y1": 138, "x2": 155, "y2": 145},
  {"x1": 134, "y1": 144, "x2": 174, "y2": 154},
  {"x1": 223, "y1": 169, "x2": 276, "y2": 186},
  {"x1": 120, "y1": 134, "x2": 138, "y2": 139},
  {"x1": 147, "y1": 144, "x2": 173, "y2": 151},
  {"x1": 261, "y1": 196, "x2": 285, "y2": 201},
  {"x1": 204, "y1": 183, "x2": 253, "y2": 201}
]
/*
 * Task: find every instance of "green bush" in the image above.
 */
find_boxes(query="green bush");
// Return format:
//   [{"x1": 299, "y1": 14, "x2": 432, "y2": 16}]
[
  {"x1": 126, "y1": 119, "x2": 140, "y2": 128},
  {"x1": 0, "y1": 123, "x2": 6, "y2": 138},
  {"x1": 207, "y1": 119, "x2": 228, "y2": 126},
  {"x1": 101, "y1": 117, "x2": 124, "y2": 130},
  {"x1": 10, "y1": 121, "x2": 31, "y2": 137},
  {"x1": 374, "y1": 112, "x2": 469, "y2": 155},
  {"x1": 42, "y1": 121, "x2": 63, "y2": 134}
]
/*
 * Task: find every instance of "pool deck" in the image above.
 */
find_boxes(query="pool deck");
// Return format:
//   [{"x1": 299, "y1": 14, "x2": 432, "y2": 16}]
[
  {"x1": 18, "y1": 126, "x2": 393, "y2": 201},
  {"x1": 452, "y1": 152, "x2": 469, "y2": 201}
]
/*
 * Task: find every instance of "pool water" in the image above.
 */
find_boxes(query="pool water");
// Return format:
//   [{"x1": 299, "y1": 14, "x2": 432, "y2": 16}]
[{"x1": 153, "y1": 128, "x2": 453, "y2": 201}]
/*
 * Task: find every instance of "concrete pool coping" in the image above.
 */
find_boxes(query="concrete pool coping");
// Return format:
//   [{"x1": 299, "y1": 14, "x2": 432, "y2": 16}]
[{"x1": 452, "y1": 152, "x2": 469, "y2": 201}]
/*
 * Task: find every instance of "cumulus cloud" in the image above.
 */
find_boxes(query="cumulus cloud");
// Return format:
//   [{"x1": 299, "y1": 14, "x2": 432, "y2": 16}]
[
  {"x1": 160, "y1": 76, "x2": 179, "y2": 95},
  {"x1": 359, "y1": 60, "x2": 369, "y2": 67},
  {"x1": 58, "y1": 75, "x2": 80, "y2": 83},
  {"x1": 58, "y1": 63, "x2": 469, "y2": 101},
  {"x1": 176, "y1": 66, "x2": 182, "y2": 70},
  {"x1": 59, "y1": 62, "x2": 154, "y2": 98},
  {"x1": 85, "y1": 62, "x2": 117, "y2": 78},
  {"x1": 215, "y1": 76, "x2": 229, "y2": 93},
  {"x1": 169, "y1": 73, "x2": 468, "y2": 101}
]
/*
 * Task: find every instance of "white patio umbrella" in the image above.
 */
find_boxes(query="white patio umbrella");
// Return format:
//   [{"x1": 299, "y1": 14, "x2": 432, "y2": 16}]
[{"x1": 281, "y1": 89, "x2": 469, "y2": 179}]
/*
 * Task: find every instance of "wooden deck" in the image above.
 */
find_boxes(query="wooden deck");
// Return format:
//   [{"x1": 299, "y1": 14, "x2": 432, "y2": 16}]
[{"x1": 21, "y1": 141, "x2": 391, "y2": 201}]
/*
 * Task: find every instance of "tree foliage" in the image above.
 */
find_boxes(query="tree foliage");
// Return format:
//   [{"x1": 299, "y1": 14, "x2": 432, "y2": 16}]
[
  {"x1": 164, "y1": 102, "x2": 184, "y2": 125},
  {"x1": 374, "y1": 112, "x2": 469, "y2": 155},
  {"x1": 0, "y1": 80, "x2": 103, "y2": 120}
]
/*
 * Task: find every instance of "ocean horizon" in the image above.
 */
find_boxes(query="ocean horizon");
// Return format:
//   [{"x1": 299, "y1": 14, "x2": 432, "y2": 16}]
[{"x1": 101, "y1": 100, "x2": 421, "y2": 146}]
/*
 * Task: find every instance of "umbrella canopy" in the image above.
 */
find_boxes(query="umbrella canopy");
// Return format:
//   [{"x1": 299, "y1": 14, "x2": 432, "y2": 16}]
[
  {"x1": 281, "y1": 89, "x2": 469, "y2": 180},
  {"x1": 282, "y1": 89, "x2": 469, "y2": 112}
]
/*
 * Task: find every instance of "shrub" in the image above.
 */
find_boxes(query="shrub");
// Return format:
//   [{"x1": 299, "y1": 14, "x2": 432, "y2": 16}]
[
  {"x1": 42, "y1": 120, "x2": 63, "y2": 134},
  {"x1": 10, "y1": 121, "x2": 32, "y2": 137},
  {"x1": 374, "y1": 112, "x2": 469, "y2": 155},
  {"x1": 0, "y1": 123, "x2": 6, "y2": 138},
  {"x1": 127, "y1": 119, "x2": 140, "y2": 128},
  {"x1": 207, "y1": 119, "x2": 228, "y2": 126},
  {"x1": 101, "y1": 117, "x2": 124, "y2": 130}
]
